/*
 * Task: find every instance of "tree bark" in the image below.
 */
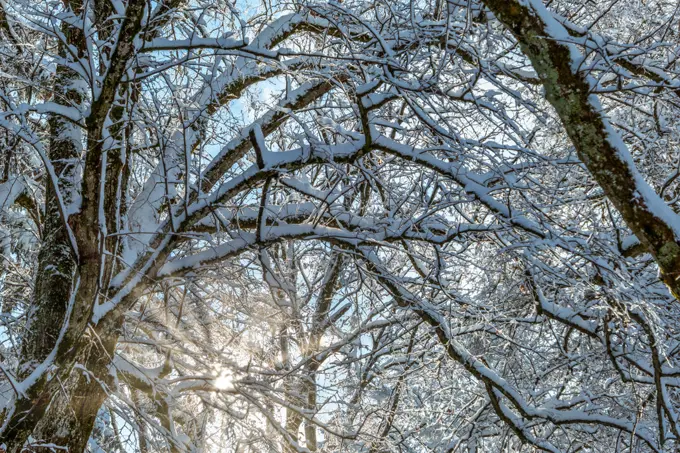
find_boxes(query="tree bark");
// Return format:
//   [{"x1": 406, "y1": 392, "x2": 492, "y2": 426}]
[{"x1": 32, "y1": 315, "x2": 122, "y2": 453}]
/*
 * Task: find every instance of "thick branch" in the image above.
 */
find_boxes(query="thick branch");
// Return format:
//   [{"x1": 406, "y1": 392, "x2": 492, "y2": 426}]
[{"x1": 482, "y1": 0, "x2": 680, "y2": 299}]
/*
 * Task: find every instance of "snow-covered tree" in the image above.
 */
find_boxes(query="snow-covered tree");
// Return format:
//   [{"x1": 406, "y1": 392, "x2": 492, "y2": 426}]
[{"x1": 2, "y1": 0, "x2": 680, "y2": 451}]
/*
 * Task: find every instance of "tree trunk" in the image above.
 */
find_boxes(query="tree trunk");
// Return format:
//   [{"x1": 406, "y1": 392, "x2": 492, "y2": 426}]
[
  {"x1": 32, "y1": 316, "x2": 122, "y2": 452},
  {"x1": 303, "y1": 372, "x2": 318, "y2": 451},
  {"x1": 2, "y1": 3, "x2": 85, "y2": 448}
]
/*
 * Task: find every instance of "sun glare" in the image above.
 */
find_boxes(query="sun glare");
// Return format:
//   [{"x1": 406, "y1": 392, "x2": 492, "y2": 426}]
[{"x1": 213, "y1": 371, "x2": 233, "y2": 390}]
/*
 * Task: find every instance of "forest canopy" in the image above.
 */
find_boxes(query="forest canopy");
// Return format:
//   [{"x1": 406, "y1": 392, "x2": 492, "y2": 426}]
[{"x1": 2, "y1": 0, "x2": 680, "y2": 451}]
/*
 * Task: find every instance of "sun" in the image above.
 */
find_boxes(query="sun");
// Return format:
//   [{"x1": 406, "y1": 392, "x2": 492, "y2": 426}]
[{"x1": 213, "y1": 371, "x2": 233, "y2": 391}]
